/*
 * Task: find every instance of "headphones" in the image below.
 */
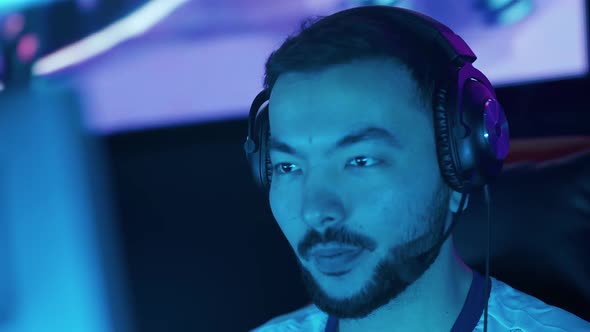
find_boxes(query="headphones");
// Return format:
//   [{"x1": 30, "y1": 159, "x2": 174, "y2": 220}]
[{"x1": 243, "y1": 5, "x2": 510, "y2": 195}]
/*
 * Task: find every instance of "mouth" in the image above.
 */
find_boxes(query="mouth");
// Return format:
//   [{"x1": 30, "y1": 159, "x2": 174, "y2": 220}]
[{"x1": 309, "y1": 246, "x2": 365, "y2": 276}]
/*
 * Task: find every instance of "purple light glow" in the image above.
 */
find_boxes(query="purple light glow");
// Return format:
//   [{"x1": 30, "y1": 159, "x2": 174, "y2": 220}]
[
  {"x1": 76, "y1": 0, "x2": 97, "y2": 11},
  {"x1": 68, "y1": 34, "x2": 283, "y2": 133},
  {"x1": 42, "y1": 0, "x2": 588, "y2": 134}
]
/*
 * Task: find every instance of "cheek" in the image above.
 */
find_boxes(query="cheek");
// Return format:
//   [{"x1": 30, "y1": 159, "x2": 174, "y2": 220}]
[
  {"x1": 358, "y1": 189, "x2": 409, "y2": 236},
  {"x1": 269, "y1": 190, "x2": 305, "y2": 251},
  {"x1": 353, "y1": 183, "x2": 427, "y2": 247}
]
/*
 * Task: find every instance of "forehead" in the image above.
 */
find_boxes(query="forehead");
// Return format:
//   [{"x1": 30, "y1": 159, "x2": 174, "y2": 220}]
[{"x1": 268, "y1": 58, "x2": 427, "y2": 142}]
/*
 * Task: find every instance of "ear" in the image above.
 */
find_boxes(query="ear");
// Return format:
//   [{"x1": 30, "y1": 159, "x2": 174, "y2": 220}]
[{"x1": 449, "y1": 190, "x2": 469, "y2": 213}]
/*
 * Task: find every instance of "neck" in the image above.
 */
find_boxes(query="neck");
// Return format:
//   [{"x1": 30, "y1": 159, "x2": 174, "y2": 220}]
[{"x1": 339, "y1": 237, "x2": 473, "y2": 332}]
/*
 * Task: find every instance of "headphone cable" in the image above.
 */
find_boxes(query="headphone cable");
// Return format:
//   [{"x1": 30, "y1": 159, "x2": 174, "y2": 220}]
[{"x1": 483, "y1": 184, "x2": 491, "y2": 332}]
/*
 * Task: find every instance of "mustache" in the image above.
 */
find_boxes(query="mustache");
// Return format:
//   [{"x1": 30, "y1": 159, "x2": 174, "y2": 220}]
[{"x1": 298, "y1": 226, "x2": 377, "y2": 260}]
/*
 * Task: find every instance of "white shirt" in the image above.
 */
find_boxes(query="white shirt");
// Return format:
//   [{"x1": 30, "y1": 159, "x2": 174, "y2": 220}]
[{"x1": 251, "y1": 272, "x2": 590, "y2": 332}]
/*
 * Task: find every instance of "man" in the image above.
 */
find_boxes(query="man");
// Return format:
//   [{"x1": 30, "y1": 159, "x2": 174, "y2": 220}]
[{"x1": 249, "y1": 6, "x2": 590, "y2": 332}]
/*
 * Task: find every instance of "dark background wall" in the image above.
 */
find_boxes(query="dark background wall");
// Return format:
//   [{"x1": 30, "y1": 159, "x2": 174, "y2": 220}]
[{"x1": 105, "y1": 77, "x2": 590, "y2": 331}]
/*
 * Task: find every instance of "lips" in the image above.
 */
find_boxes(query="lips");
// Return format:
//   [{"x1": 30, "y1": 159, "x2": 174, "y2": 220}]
[
  {"x1": 309, "y1": 245, "x2": 365, "y2": 276},
  {"x1": 310, "y1": 246, "x2": 361, "y2": 258}
]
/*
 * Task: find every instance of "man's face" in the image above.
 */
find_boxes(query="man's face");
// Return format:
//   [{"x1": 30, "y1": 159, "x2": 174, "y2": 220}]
[{"x1": 267, "y1": 58, "x2": 452, "y2": 318}]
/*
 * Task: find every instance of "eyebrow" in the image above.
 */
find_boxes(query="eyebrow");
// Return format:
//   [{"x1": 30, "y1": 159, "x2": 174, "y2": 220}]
[{"x1": 268, "y1": 126, "x2": 402, "y2": 157}]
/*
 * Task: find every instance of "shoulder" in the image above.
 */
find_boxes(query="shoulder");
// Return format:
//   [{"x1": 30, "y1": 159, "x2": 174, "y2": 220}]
[
  {"x1": 475, "y1": 277, "x2": 590, "y2": 331},
  {"x1": 250, "y1": 303, "x2": 328, "y2": 332}
]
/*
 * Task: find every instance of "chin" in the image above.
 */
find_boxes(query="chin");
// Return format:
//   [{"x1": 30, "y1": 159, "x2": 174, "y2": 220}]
[{"x1": 316, "y1": 270, "x2": 368, "y2": 296}]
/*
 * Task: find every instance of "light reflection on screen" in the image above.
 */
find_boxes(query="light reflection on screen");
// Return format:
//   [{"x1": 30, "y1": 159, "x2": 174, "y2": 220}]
[{"x1": 42, "y1": 0, "x2": 589, "y2": 133}]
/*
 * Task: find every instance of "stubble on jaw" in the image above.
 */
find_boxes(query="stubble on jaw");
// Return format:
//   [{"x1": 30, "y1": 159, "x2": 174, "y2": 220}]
[{"x1": 296, "y1": 184, "x2": 451, "y2": 318}]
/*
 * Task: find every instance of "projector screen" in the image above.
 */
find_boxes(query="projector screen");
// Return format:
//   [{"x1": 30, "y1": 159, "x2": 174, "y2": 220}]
[
  {"x1": 404, "y1": 0, "x2": 588, "y2": 86},
  {"x1": 39, "y1": 0, "x2": 589, "y2": 133}
]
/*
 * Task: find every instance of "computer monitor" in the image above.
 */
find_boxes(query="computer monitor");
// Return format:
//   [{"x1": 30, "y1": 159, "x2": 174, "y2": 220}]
[{"x1": 0, "y1": 83, "x2": 133, "y2": 332}]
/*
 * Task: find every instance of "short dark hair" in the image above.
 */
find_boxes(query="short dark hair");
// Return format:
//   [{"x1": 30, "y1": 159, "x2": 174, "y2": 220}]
[{"x1": 263, "y1": 6, "x2": 449, "y2": 110}]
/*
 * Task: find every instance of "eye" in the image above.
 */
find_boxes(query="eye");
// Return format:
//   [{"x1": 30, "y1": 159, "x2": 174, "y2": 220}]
[
  {"x1": 273, "y1": 156, "x2": 381, "y2": 176},
  {"x1": 347, "y1": 156, "x2": 382, "y2": 168},
  {"x1": 273, "y1": 163, "x2": 300, "y2": 175}
]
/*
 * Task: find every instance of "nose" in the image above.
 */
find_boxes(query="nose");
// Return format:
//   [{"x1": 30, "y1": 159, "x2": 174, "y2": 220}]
[{"x1": 301, "y1": 187, "x2": 346, "y2": 230}]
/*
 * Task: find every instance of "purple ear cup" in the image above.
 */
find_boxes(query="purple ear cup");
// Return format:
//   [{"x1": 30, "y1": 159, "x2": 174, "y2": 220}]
[{"x1": 483, "y1": 99, "x2": 510, "y2": 160}]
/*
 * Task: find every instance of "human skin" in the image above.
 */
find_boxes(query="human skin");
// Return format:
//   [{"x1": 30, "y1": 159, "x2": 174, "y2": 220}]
[{"x1": 267, "y1": 58, "x2": 473, "y2": 331}]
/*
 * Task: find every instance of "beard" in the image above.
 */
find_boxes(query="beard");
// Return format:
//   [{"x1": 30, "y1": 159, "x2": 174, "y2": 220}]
[{"x1": 296, "y1": 183, "x2": 452, "y2": 319}]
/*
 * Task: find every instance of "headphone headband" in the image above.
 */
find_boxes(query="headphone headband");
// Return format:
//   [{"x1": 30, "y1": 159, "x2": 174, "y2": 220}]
[{"x1": 335, "y1": 6, "x2": 477, "y2": 65}]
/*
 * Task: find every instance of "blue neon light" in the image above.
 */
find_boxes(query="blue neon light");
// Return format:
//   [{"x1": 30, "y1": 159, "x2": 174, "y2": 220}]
[{"x1": 0, "y1": 0, "x2": 68, "y2": 14}]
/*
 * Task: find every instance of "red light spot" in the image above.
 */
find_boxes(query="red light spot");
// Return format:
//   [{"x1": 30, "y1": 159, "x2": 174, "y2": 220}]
[{"x1": 17, "y1": 34, "x2": 39, "y2": 63}]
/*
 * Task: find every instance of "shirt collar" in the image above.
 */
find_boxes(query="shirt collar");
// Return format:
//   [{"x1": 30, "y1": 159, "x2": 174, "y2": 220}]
[{"x1": 324, "y1": 270, "x2": 491, "y2": 332}]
